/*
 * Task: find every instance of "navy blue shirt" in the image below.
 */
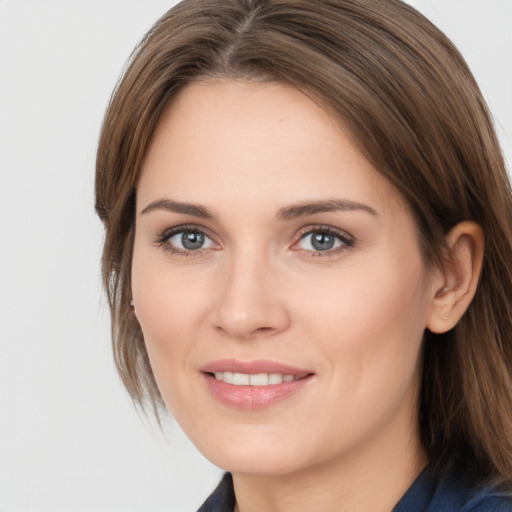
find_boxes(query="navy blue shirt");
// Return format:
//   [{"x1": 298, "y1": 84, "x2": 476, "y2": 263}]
[{"x1": 197, "y1": 466, "x2": 512, "y2": 511}]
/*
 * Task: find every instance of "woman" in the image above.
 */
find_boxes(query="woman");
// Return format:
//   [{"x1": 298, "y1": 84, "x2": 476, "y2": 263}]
[{"x1": 95, "y1": 0, "x2": 512, "y2": 510}]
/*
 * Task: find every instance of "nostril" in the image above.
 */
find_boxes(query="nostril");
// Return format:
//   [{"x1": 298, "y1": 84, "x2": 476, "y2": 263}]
[
  {"x1": 215, "y1": 323, "x2": 276, "y2": 339},
  {"x1": 212, "y1": 287, "x2": 291, "y2": 339}
]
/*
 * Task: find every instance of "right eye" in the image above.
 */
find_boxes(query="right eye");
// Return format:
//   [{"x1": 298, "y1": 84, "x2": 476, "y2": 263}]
[{"x1": 158, "y1": 227, "x2": 218, "y2": 255}]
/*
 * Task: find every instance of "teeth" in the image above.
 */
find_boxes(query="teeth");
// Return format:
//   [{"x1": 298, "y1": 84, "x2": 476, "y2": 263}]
[
  {"x1": 249, "y1": 373, "x2": 269, "y2": 386},
  {"x1": 213, "y1": 372, "x2": 298, "y2": 386},
  {"x1": 269, "y1": 373, "x2": 283, "y2": 385},
  {"x1": 232, "y1": 373, "x2": 250, "y2": 385}
]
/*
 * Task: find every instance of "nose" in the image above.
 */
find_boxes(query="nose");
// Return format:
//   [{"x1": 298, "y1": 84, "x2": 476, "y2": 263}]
[{"x1": 212, "y1": 251, "x2": 291, "y2": 340}]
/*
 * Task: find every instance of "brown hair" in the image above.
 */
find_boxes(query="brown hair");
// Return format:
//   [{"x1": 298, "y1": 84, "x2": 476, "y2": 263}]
[{"x1": 95, "y1": 0, "x2": 512, "y2": 486}]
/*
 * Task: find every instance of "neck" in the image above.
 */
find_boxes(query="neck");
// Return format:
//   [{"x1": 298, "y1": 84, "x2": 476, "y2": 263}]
[{"x1": 232, "y1": 420, "x2": 427, "y2": 512}]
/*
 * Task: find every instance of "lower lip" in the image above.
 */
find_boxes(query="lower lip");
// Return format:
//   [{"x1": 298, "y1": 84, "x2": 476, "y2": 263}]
[{"x1": 202, "y1": 373, "x2": 314, "y2": 410}]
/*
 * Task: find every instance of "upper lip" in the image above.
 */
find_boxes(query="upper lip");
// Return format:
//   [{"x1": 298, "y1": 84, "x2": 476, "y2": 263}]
[{"x1": 201, "y1": 358, "x2": 313, "y2": 376}]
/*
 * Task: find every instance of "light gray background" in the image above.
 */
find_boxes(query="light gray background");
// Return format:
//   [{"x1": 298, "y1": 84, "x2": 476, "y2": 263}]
[{"x1": 0, "y1": 1, "x2": 510, "y2": 511}]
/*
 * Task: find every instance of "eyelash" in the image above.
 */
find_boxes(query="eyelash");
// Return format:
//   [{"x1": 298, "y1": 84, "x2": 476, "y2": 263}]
[
  {"x1": 155, "y1": 224, "x2": 355, "y2": 258},
  {"x1": 294, "y1": 225, "x2": 355, "y2": 257},
  {"x1": 155, "y1": 224, "x2": 217, "y2": 258}
]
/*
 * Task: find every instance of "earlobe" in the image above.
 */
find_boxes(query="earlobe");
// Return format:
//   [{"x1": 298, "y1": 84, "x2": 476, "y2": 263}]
[{"x1": 426, "y1": 221, "x2": 484, "y2": 334}]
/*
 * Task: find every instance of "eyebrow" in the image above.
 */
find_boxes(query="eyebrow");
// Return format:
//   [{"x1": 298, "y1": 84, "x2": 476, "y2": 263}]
[
  {"x1": 140, "y1": 198, "x2": 378, "y2": 221},
  {"x1": 140, "y1": 199, "x2": 215, "y2": 219},
  {"x1": 277, "y1": 199, "x2": 378, "y2": 221}
]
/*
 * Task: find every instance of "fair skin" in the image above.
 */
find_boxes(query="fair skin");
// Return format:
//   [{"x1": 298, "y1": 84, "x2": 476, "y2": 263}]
[{"x1": 131, "y1": 81, "x2": 483, "y2": 512}]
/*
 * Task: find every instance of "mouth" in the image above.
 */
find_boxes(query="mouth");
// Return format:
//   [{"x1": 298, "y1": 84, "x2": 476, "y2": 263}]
[
  {"x1": 200, "y1": 359, "x2": 315, "y2": 409},
  {"x1": 207, "y1": 371, "x2": 307, "y2": 386}
]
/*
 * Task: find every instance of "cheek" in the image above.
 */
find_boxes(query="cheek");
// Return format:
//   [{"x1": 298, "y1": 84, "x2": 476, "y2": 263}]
[
  {"x1": 130, "y1": 249, "x2": 208, "y2": 392},
  {"x1": 286, "y1": 256, "x2": 428, "y2": 457},
  {"x1": 131, "y1": 276, "x2": 208, "y2": 420},
  {"x1": 132, "y1": 243, "x2": 210, "y2": 336},
  {"x1": 303, "y1": 252, "x2": 429, "y2": 387}
]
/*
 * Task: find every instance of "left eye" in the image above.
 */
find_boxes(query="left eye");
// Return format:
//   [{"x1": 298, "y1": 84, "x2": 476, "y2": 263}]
[
  {"x1": 297, "y1": 230, "x2": 349, "y2": 252},
  {"x1": 167, "y1": 230, "x2": 216, "y2": 251}
]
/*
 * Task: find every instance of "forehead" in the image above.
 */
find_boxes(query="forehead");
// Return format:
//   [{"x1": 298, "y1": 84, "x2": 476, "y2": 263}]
[{"x1": 138, "y1": 80, "x2": 403, "y2": 219}]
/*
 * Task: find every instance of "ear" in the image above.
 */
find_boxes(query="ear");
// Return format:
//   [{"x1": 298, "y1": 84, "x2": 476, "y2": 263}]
[{"x1": 426, "y1": 221, "x2": 484, "y2": 334}]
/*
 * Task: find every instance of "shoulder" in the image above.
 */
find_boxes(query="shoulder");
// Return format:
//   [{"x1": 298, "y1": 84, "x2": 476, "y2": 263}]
[
  {"x1": 198, "y1": 469, "x2": 512, "y2": 512},
  {"x1": 458, "y1": 490, "x2": 512, "y2": 512},
  {"x1": 437, "y1": 472, "x2": 512, "y2": 512},
  {"x1": 196, "y1": 473, "x2": 235, "y2": 512},
  {"x1": 394, "y1": 464, "x2": 512, "y2": 512}
]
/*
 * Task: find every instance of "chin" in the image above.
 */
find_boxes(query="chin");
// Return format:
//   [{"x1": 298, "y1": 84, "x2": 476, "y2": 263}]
[
  {"x1": 211, "y1": 451, "x2": 310, "y2": 477},
  {"x1": 189, "y1": 426, "x2": 317, "y2": 477}
]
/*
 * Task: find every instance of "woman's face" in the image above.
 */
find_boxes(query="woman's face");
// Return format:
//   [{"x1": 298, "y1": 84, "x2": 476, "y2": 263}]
[{"x1": 132, "y1": 81, "x2": 434, "y2": 476}]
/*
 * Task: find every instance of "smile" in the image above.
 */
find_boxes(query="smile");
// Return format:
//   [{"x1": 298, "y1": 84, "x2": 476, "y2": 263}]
[
  {"x1": 212, "y1": 372, "x2": 301, "y2": 386},
  {"x1": 201, "y1": 359, "x2": 314, "y2": 409}
]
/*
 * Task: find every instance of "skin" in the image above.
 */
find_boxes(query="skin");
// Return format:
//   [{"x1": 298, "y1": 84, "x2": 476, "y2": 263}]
[{"x1": 131, "y1": 81, "x2": 481, "y2": 512}]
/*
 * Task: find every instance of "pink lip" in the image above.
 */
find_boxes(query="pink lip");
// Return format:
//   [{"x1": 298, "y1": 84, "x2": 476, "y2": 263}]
[
  {"x1": 201, "y1": 358, "x2": 312, "y2": 376},
  {"x1": 201, "y1": 359, "x2": 314, "y2": 410}
]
